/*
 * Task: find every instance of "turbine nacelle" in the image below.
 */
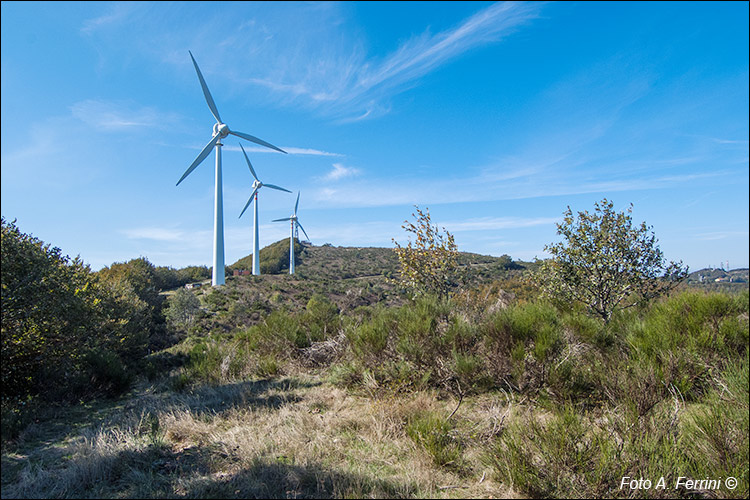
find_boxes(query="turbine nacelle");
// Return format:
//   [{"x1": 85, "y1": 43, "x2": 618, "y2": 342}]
[
  {"x1": 238, "y1": 143, "x2": 291, "y2": 219},
  {"x1": 213, "y1": 122, "x2": 230, "y2": 139},
  {"x1": 273, "y1": 191, "x2": 309, "y2": 241}
]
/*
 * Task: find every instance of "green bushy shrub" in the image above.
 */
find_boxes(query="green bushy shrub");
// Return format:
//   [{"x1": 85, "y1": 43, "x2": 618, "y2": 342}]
[
  {"x1": 405, "y1": 411, "x2": 462, "y2": 467},
  {"x1": 303, "y1": 294, "x2": 340, "y2": 341},
  {"x1": 491, "y1": 405, "x2": 624, "y2": 498},
  {"x1": 82, "y1": 349, "x2": 132, "y2": 396},
  {"x1": 346, "y1": 307, "x2": 395, "y2": 362}
]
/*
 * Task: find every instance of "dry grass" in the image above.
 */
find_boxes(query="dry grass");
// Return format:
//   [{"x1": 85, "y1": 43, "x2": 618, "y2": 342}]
[{"x1": 1, "y1": 375, "x2": 519, "y2": 499}]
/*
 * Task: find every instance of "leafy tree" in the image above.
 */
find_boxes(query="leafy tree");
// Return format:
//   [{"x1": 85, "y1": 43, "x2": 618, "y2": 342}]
[
  {"x1": 392, "y1": 206, "x2": 459, "y2": 298},
  {"x1": 96, "y1": 257, "x2": 166, "y2": 351},
  {"x1": 165, "y1": 287, "x2": 203, "y2": 329},
  {"x1": 1, "y1": 217, "x2": 97, "y2": 400},
  {"x1": 177, "y1": 265, "x2": 211, "y2": 284},
  {"x1": 1, "y1": 219, "x2": 167, "y2": 409},
  {"x1": 97, "y1": 258, "x2": 161, "y2": 309},
  {"x1": 537, "y1": 199, "x2": 688, "y2": 323}
]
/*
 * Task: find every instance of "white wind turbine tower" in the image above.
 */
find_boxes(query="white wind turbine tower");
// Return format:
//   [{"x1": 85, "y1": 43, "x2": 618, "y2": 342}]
[
  {"x1": 273, "y1": 192, "x2": 310, "y2": 275},
  {"x1": 238, "y1": 143, "x2": 291, "y2": 275},
  {"x1": 176, "y1": 51, "x2": 287, "y2": 286}
]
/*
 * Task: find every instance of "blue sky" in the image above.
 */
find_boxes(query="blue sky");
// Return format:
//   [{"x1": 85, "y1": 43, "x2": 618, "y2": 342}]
[{"x1": 2, "y1": 1, "x2": 748, "y2": 272}]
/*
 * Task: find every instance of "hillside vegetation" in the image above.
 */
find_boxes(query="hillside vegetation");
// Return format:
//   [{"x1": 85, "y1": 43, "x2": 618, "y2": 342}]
[{"x1": 2, "y1": 216, "x2": 748, "y2": 499}]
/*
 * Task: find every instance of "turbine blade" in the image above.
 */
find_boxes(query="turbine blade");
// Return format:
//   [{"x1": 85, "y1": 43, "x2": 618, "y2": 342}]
[
  {"x1": 238, "y1": 187, "x2": 259, "y2": 219},
  {"x1": 264, "y1": 183, "x2": 292, "y2": 193},
  {"x1": 239, "y1": 143, "x2": 259, "y2": 181},
  {"x1": 189, "y1": 51, "x2": 222, "y2": 123},
  {"x1": 272, "y1": 217, "x2": 292, "y2": 222},
  {"x1": 176, "y1": 134, "x2": 220, "y2": 186},
  {"x1": 229, "y1": 130, "x2": 287, "y2": 154},
  {"x1": 294, "y1": 191, "x2": 300, "y2": 215},
  {"x1": 297, "y1": 221, "x2": 310, "y2": 241}
]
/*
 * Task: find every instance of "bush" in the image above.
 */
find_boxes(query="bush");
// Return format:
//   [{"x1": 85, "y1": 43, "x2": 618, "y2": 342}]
[
  {"x1": 303, "y1": 294, "x2": 340, "y2": 342},
  {"x1": 165, "y1": 287, "x2": 203, "y2": 329},
  {"x1": 481, "y1": 301, "x2": 563, "y2": 389},
  {"x1": 405, "y1": 411, "x2": 462, "y2": 467},
  {"x1": 681, "y1": 355, "x2": 749, "y2": 498},
  {"x1": 392, "y1": 206, "x2": 459, "y2": 298},
  {"x1": 491, "y1": 405, "x2": 626, "y2": 498},
  {"x1": 82, "y1": 349, "x2": 132, "y2": 396},
  {"x1": 346, "y1": 306, "x2": 394, "y2": 362}
]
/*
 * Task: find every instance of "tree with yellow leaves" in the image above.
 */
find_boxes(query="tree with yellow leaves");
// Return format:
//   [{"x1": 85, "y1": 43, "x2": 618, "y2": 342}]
[{"x1": 392, "y1": 206, "x2": 459, "y2": 298}]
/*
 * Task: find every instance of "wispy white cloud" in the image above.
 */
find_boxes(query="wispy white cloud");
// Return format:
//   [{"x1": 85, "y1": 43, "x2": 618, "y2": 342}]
[
  {"x1": 80, "y1": 3, "x2": 136, "y2": 34},
  {"x1": 234, "y1": 2, "x2": 543, "y2": 120},
  {"x1": 75, "y1": 2, "x2": 543, "y2": 121},
  {"x1": 70, "y1": 99, "x2": 181, "y2": 131},
  {"x1": 694, "y1": 230, "x2": 749, "y2": 242},
  {"x1": 224, "y1": 145, "x2": 344, "y2": 157},
  {"x1": 353, "y1": 2, "x2": 540, "y2": 96},
  {"x1": 121, "y1": 227, "x2": 186, "y2": 242},
  {"x1": 323, "y1": 163, "x2": 361, "y2": 181},
  {"x1": 307, "y1": 163, "x2": 734, "y2": 210},
  {"x1": 443, "y1": 216, "x2": 560, "y2": 232}
]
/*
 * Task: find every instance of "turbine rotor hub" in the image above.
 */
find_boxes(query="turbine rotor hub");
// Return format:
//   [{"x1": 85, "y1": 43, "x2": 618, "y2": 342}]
[{"x1": 213, "y1": 122, "x2": 230, "y2": 138}]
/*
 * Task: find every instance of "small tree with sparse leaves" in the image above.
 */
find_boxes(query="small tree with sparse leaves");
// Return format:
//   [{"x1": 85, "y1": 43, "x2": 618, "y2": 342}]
[
  {"x1": 537, "y1": 198, "x2": 688, "y2": 323},
  {"x1": 392, "y1": 206, "x2": 459, "y2": 298}
]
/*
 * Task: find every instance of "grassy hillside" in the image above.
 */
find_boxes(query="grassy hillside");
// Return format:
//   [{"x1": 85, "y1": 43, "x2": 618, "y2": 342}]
[
  {"x1": 3, "y1": 237, "x2": 747, "y2": 499},
  {"x1": 198, "y1": 241, "x2": 537, "y2": 330}
]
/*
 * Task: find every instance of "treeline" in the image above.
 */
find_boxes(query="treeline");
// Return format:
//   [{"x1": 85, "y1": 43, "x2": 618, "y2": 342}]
[{"x1": 0, "y1": 217, "x2": 209, "y2": 412}]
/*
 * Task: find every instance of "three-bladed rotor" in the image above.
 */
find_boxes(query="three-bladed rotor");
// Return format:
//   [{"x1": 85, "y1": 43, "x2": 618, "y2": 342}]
[
  {"x1": 238, "y1": 143, "x2": 291, "y2": 219},
  {"x1": 273, "y1": 191, "x2": 309, "y2": 241},
  {"x1": 176, "y1": 51, "x2": 287, "y2": 187}
]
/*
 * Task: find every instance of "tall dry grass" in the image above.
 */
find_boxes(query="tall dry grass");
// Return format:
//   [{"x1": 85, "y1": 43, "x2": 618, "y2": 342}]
[{"x1": 2, "y1": 375, "x2": 519, "y2": 498}]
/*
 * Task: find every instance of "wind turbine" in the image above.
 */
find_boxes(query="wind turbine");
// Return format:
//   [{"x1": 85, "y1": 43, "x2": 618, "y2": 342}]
[
  {"x1": 238, "y1": 143, "x2": 291, "y2": 275},
  {"x1": 176, "y1": 51, "x2": 287, "y2": 286},
  {"x1": 273, "y1": 191, "x2": 310, "y2": 275}
]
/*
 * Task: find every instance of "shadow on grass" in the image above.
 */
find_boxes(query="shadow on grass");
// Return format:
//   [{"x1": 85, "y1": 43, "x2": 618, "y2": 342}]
[
  {"x1": 4, "y1": 440, "x2": 418, "y2": 499},
  {"x1": 1, "y1": 376, "x2": 322, "y2": 495},
  {"x1": 182, "y1": 458, "x2": 419, "y2": 498},
  {"x1": 181, "y1": 377, "x2": 321, "y2": 416}
]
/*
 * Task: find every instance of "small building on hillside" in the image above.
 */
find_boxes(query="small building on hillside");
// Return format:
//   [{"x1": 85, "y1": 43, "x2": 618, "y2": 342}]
[
  {"x1": 233, "y1": 269, "x2": 251, "y2": 276},
  {"x1": 185, "y1": 282, "x2": 203, "y2": 289}
]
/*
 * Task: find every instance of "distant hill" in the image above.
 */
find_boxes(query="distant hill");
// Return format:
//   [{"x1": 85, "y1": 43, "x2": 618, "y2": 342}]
[
  {"x1": 191, "y1": 240, "x2": 535, "y2": 327},
  {"x1": 229, "y1": 238, "x2": 303, "y2": 275},
  {"x1": 229, "y1": 239, "x2": 532, "y2": 283},
  {"x1": 686, "y1": 267, "x2": 748, "y2": 285}
]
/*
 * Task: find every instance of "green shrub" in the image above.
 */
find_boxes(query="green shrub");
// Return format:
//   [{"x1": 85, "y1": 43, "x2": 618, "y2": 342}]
[
  {"x1": 681, "y1": 354, "x2": 749, "y2": 498},
  {"x1": 183, "y1": 341, "x2": 225, "y2": 384},
  {"x1": 491, "y1": 405, "x2": 625, "y2": 498},
  {"x1": 405, "y1": 411, "x2": 462, "y2": 467},
  {"x1": 82, "y1": 349, "x2": 132, "y2": 396},
  {"x1": 480, "y1": 301, "x2": 563, "y2": 389},
  {"x1": 493, "y1": 352, "x2": 749, "y2": 499},
  {"x1": 165, "y1": 287, "x2": 202, "y2": 329},
  {"x1": 347, "y1": 308, "x2": 394, "y2": 362},
  {"x1": 303, "y1": 294, "x2": 340, "y2": 342},
  {"x1": 617, "y1": 291, "x2": 748, "y2": 402}
]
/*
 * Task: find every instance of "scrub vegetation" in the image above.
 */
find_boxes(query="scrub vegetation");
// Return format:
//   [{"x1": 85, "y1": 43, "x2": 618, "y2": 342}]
[{"x1": 2, "y1": 202, "x2": 748, "y2": 499}]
